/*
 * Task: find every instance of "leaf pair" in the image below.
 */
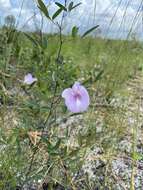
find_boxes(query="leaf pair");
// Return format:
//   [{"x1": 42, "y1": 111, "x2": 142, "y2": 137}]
[
  {"x1": 37, "y1": 0, "x2": 66, "y2": 20},
  {"x1": 55, "y1": 1, "x2": 82, "y2": 12}
]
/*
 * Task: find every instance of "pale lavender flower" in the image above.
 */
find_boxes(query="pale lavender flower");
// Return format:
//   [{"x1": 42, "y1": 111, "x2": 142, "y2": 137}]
[
  {"x1": 62, "y1": 82, "x2": 90, "y2": 113},
  {"x1": 23, "y1": 73, "x2": 37, "y2": 85}
]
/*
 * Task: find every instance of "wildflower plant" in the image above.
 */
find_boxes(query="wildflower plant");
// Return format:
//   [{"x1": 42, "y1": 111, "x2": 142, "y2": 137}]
[
  {"x1": 0, "y1": 0, "x2": 142, "y2": 189},
  {"x1": 0, "y1": 0, "x2": 100, "y2": 189}
]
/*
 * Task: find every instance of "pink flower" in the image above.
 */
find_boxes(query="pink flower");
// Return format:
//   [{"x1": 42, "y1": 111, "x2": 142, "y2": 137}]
[
  {"x1": 23, "y1": 73, "x2": 37, "y2": 85},
  {"x1": 62, "y1": 82, "x2": 90, "y2": 113}
]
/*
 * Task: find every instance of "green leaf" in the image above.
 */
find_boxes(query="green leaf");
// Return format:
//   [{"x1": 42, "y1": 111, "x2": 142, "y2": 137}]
[
  {"x1": 55, "y1": 2, "x2": 67, "y2": 11},
  {"x1": 68, "y1": 1, "x2": 74, "y2": 11},
  {"x1": 81, "y1": 25, "x2": 99, "y2": 38},
  {"x1": 69, "y1": 2, "x2": 82, "y2": 11},
  {"x1": 72, "y1": 26, "x2": 79, "y2": 38},
  {"x1": 52, "y1": 8, "x2": 63, "y2": 20},
  {"x1": 37, "y1": 0, "x2": 50, "y2": 19}
]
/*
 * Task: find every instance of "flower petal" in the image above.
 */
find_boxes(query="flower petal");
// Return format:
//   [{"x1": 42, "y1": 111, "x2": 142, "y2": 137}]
[
  {"x1": 65, "y1": 95, "x2": 79, "y2": 113},
  {"x1": 62, "y1": 88, "x2": 73, "y2": 98},
  {"x1": 73, "y1": 82, "x2": 90, "y2": 112},
  {"x1": 78, "y1": 85, "x2": 90, "y2": 111},
  {"x1": 24, "y1": 73, "x2": 37, "y2": 85},
  {"x1": 72, "y1": 81, "x2": 81, "y2": 91}
]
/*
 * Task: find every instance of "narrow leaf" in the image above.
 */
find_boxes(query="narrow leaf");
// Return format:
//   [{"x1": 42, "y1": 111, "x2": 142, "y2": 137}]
[
  {"x1": 52, "y1": 8, "x2": 63, "y2": 20},
  {"x1": 37, "y1": 0, "x2": 50, "y2": 19},
  {"x1": 70, "y1": 2, "x2": 82, "y2": 11},
  {"x1": 55, "y1": 2, "x2": 67, "y2": 11},
  {"x1": 68, "y1": 1, "x2": 74, "y2": 11},
  {"x1": 81, "y1": 25, "x2": 99, "y2": 38}
]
